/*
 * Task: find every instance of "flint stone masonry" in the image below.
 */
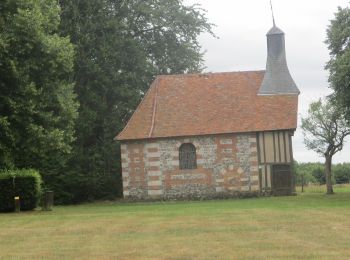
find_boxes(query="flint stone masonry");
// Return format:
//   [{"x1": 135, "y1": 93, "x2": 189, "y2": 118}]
[{"x1": 121, "y1": 133, "x2": 259, "y2": 200}]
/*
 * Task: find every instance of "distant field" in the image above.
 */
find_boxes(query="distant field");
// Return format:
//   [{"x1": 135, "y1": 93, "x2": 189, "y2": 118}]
[{"x1": 1, "y1": 187, "x2": 350, "y2": 259}]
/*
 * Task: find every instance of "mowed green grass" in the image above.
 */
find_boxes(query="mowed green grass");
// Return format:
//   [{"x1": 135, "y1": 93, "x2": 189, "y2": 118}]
[{"x1": 1, "y1": 186, "x2": 350, "y2": 259}]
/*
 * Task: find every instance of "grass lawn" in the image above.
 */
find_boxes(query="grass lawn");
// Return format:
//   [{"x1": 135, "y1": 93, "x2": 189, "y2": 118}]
[{"x1": 1, "y1": 186, "x2": 350, "y2": 259}]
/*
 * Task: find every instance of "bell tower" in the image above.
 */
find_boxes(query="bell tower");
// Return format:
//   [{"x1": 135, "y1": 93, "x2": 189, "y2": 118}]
[{"x1": 258, "y1": 4, "x2": 299, "y2": 95}]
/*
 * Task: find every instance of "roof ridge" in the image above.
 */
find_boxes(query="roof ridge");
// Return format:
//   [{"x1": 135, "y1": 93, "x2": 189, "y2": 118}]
[{"x1": 157, "y1": 70, "x2": 265, "y2": 78}]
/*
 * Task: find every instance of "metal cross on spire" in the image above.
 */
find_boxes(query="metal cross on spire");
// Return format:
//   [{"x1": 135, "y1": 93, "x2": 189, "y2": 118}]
[{"x1": 270, "y1": 0, "x2": 276, "y2": 27}]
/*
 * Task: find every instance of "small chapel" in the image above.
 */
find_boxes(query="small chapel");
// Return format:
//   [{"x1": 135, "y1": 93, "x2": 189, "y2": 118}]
[{"x1": 116, "y1": 23, "x2": 300, "y2": 200}]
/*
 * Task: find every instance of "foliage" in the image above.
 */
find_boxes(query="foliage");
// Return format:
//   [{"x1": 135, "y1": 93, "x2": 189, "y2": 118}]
[
  {"x1": 295, "y1": 162, "x2": 325, "y2": 185},
  {"x1": 57, "y1": 0, "x2": 214, "y2": 203},
  {"x1": 301, "y1": 98, "x2": 350, "y2": 194},
  {"x1": 326, "y1": 6, "x2": 350, "y2": 121},
  {"x1": 294, "y1": 162, "x2": 318, "y2": 185},
  {"x1": 0, "y1": 169, "x2": 42, "y2": 212},
  {"x1": 0, "y1": 0, "x2": 213, "y2": 204},
  {"x1": 0, "y1": 0, "x2": 77, "y2": 196},
  {"x1": 294, "y1": 162, "x2": 350, "y2": 185},
  {"x1": 301, "y1": 99, "x2": 350, "y2": 156},
  {"x1": 311, "y1": 165, "x2": 326, "y2": 185},
  {"x1": 333, "y1": 163, "x2": 350, "y2": 184}
]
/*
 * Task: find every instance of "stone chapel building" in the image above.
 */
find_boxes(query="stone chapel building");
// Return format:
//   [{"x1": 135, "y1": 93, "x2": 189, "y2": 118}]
[{"x1": 116, "y1": 24, "x2": 300, "y2": 200}]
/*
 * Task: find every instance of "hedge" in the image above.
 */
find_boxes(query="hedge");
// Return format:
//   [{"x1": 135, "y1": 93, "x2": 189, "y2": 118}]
[{"x1": 0, "y1": 169, "x2": 42, "y2": 212}]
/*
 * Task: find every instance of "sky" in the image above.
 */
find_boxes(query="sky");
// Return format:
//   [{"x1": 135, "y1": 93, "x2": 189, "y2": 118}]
[{"x1": 184, "y1": 0, "x2": 350, "y2": 163}]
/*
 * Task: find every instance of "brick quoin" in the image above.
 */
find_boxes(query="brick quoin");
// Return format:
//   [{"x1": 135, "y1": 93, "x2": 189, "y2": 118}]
[{"x1": 147, "y1": 148, "x2": 159, "y2": 153}]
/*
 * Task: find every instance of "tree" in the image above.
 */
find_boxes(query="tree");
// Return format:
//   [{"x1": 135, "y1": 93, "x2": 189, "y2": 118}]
[
  {"x1": 310, "y1": 164, "x2": 326, "y2": 185},
  {"x1": 326, "y1": 6, "x2": 350, "y2": 121},
  {"x1": 0, "y1": 0, "x2": 77, "y2": 194},
  {"x1": 58, "y1": 0, "x2": 214, "y2": 202},
  {"x1": 294, "y1": 162, "x2": 317, "y2": 192},
  {"x1": 333, "y1": 163, "x2": 350, "y2": 184},
  {"x1": 301, "y1": 99, "x2": 350, "y2": 194}
]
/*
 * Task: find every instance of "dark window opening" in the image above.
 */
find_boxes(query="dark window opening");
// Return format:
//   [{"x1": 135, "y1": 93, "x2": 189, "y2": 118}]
[{"x1": 179, "y1": 143, "x2": 197, "y2": 170}]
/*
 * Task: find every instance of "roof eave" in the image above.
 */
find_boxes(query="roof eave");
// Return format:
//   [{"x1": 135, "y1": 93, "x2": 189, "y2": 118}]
[
  {"x1": 116, "y1": 128, "x2": 298, "y2": 142},
  {"x1": 257, "y1": 92, "x2": 300, "y2": 96}
]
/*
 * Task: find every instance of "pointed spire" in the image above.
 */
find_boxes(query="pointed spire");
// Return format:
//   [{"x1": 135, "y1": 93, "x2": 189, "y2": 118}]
[{"x1": 270, "y1": 0, "x2": 276, "y2": 27}]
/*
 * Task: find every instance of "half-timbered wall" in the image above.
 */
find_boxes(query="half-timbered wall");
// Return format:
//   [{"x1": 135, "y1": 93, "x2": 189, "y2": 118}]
[{"x1": 257, "y1": 131, "x2": 294, "y2": 193}]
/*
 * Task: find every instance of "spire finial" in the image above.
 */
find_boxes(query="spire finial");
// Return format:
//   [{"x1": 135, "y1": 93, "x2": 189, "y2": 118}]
[{"x1": 270, "y1": 0, "x2": 276, "y2": 27}]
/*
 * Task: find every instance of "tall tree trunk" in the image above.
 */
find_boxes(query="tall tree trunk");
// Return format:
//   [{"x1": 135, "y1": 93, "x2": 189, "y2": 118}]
[{"x1": 325, "y1": 155, "x2": 334, "y2": 194}]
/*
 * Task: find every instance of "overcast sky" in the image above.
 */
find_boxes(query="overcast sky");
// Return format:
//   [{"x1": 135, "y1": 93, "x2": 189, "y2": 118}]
[{"x1": 184, "y1": 0, "x2": 350, "y2": 163}]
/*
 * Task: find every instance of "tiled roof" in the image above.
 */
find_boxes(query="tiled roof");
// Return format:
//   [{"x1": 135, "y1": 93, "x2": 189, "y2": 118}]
[{"x1": 116, "y1": 71, "x2": 298, "y2": 141}]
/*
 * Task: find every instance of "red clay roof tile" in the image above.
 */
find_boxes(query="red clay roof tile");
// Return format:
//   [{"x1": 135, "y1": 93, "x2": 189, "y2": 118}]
[{"x1": 116, "y1": 71, "x2": 298, "y2": 141}]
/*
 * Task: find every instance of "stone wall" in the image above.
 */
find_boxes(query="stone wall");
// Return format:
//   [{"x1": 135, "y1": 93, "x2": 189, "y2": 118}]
[{"x1": 121, "y1": 133, "x2": 259, "y2": 200}]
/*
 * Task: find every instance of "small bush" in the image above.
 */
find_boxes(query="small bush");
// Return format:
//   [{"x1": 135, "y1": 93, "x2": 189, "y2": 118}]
[
  {"x1": 0, "y1": 169, "x2": 42, "y2": 212},
  {"x1": 333, "y1": 164, "x2": 350, "y2": 184}
]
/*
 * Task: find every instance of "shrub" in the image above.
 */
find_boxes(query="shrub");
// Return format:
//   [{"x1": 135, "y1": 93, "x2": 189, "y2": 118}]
[
  {"x1": 294, "y1": 162, "x2": 317, "y2": 185},
  {"x1": 0, "y1": 169, "x2": 42, "y2": 212},
  {"x1": 333, "y1": 163, "x2": 350, "y2": 184},
  {"x1": 311, "y1": 166, "x2": 326, "y2": 185}
]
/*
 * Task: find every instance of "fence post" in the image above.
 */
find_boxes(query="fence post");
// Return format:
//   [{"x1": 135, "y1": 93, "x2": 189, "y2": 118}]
[{"x1": 14, "y1": 196, "x2": 20, "y2": 213}]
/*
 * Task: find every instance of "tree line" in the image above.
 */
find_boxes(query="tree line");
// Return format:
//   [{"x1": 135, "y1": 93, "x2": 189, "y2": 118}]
[
  {"x1": 294, "y1": 162, "x2": 350, "y2": 186},
  {"x1": 0, "y1": 0, "x2": 214, "y2": 203}
]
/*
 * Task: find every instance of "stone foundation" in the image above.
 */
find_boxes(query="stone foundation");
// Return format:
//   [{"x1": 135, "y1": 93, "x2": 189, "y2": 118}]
[{"x1": 121, "y1": 133, "x2": 259, "y2": 200}]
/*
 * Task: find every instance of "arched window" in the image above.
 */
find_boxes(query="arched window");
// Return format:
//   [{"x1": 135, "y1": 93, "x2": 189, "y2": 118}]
[{"x1": 179, "y1": 143, "x2": 197, "y2": 170}]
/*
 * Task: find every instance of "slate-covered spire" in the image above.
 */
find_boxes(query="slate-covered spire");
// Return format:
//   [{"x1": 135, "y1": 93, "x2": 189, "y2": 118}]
[{"x1": 258, "y1": 25, "x2": 300, "y2": 95}]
